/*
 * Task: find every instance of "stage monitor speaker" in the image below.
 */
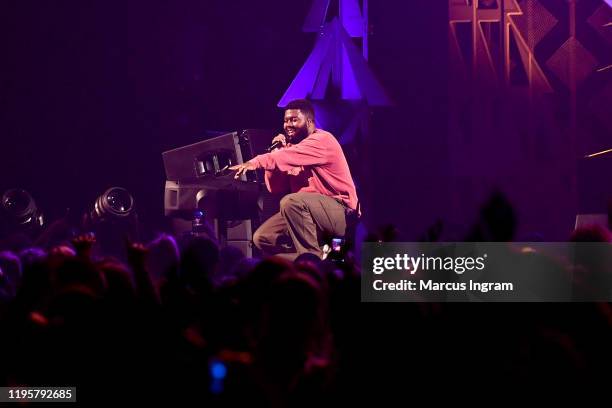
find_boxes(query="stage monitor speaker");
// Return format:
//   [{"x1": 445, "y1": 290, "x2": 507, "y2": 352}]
[
  {"x1": 168, "y1": 217, "x2": 253, "y2": 258},
  {"x1": 162, "y1": 129, "x2": 274, "y2": 183},
  {"x1": 163, "y1": 129, "x2": 276, "y2": 257},
  {"x1": 164, "y1": 180, "x2": 261, "y2": 220},
  {"x1": 223, "y1": 239, "x2": 252, "y2": 258},
  {"x1": 221, "y1": 219, "x2": 253, "y2": 258},
  {"x1": 163, "y1": 131, "x2": 250, "y2": 182}
]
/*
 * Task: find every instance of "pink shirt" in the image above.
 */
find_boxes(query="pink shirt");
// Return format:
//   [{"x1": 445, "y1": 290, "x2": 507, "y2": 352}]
[{"x1": 249, "y1": 129, "x2": 359, "y2": 211}]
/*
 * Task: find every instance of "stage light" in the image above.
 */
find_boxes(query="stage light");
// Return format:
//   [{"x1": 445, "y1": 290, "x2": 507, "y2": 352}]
[
  {"x1": 210, "y1": 361, "x2": 227, "y2": 380},
  {"x1": 1, "y1": 188, "x2": 44, "y2": 229},
  {"x1": 90, "y1": 187, "x2": 135, "y2": 222},
  {"x1": 83, "y1": 187, "x2": 139, "y2": 260},
  {"x1": 209, "y1": 360, "x2": 227, "y2": 395}
]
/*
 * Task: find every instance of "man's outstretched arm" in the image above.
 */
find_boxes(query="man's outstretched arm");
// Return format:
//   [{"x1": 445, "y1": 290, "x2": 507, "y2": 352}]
[
  {"x1": 251, "y1": 133, "x2": 331, "y2": 171},
  {"x1": 231, "y1": 132, "x2": 331, "y2": 178}
]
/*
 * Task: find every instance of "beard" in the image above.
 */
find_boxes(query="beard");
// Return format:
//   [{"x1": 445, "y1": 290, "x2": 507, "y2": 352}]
[{"x1": 286, "y1": 125, "x2": 309, "y2": 143}]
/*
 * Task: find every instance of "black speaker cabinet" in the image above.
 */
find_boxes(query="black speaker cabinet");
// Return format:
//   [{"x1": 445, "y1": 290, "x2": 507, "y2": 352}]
[{"x1": 162, "y1": 129, "x2": 274, "y2": 182}]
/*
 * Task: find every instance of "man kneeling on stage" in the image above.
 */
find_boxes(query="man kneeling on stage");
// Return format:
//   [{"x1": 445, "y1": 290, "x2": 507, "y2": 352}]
[{"x1": 230, "y1": 99, "x2": 359, "y2": 259}]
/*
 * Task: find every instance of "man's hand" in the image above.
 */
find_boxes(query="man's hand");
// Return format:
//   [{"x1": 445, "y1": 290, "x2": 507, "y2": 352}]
[
  {"x1": 271, "y1": 133, "x2": 287, "y2": 148},
  {"x1": 126, "y1": 239, "x2": 148, "y2": 269},
  {"x1": 229, "y1": 161, "x2": 258, "y2": 179},
  {"x1": 72, "y1": 232, "x2": 96, "y2": 259}
]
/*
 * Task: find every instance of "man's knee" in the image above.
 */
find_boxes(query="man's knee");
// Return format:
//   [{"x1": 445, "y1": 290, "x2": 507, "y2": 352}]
[{"x1": 280, "y1": 193, "x2": 303, "y2": 213}]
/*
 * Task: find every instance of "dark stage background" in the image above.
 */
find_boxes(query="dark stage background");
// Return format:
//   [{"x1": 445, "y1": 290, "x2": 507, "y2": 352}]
[
  {"x1": 1, "y1": 1, "x2": 607, "y2": 240},
  {"x1": 0, "y1": 0, "x2": 449, "y2": 239}
]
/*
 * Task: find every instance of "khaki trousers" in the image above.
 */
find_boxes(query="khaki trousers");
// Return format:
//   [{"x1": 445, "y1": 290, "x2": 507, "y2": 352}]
[{"x1": 253, "y1": 192, "x2": 347, "y2": 258}]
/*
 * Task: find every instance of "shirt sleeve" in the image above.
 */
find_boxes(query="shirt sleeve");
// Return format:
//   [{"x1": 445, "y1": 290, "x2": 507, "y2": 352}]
[{"x1": 250, "y1": 133, "x2": 331, "y2": 172}]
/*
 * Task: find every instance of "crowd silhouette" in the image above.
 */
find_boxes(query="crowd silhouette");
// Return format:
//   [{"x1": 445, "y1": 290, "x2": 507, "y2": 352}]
[{"x1": 0, "y1": 193, "x2": 610, "y2": 404}]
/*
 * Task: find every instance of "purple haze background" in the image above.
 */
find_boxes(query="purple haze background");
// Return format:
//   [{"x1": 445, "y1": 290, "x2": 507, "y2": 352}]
[{"x1": 5, "y1": 1, "x2": 582, "y2": 240}]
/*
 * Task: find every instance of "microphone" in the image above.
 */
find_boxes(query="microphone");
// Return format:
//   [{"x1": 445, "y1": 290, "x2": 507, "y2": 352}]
[
  {"x1": 267, "y1": 140, "x2": 283, "y2": 152},
  {"x1": 266, "y1": 133, "x2": 288, "y2": 152}
]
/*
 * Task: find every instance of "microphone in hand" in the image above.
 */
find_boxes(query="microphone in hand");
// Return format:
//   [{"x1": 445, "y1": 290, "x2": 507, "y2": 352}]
[
  {"x1": 267, "y1": 140, "x2": 283, "y2": 152},
  {"x1": 267, "y1": 133, "x2": 287, "y2": 152}
]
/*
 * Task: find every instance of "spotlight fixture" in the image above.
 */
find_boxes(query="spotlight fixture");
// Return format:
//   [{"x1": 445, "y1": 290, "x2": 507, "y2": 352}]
[
  {"x1": 90, "y1": 187, "x2": 135, "y2": 222},
  {"x1": 1, "y1": 188, "x2": 44, "y2": 229},
  {"x1": 83, "y1": 187, "x2": 140, "y2": 260}
]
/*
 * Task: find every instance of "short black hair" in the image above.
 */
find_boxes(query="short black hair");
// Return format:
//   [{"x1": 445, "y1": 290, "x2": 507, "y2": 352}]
[{"x1": 285, "y1": 99, "x2": 315, "y2": 121}]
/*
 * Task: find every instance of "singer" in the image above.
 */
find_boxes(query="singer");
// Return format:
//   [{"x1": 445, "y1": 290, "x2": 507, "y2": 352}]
[{"x1": 230, "y1": 99, "x2": 359, "y2": 259}]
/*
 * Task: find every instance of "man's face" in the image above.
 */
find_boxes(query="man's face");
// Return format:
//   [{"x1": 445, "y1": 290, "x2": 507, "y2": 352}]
[{"x1": 284, "y1": 109, "x2": 310, "y2": 142}]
